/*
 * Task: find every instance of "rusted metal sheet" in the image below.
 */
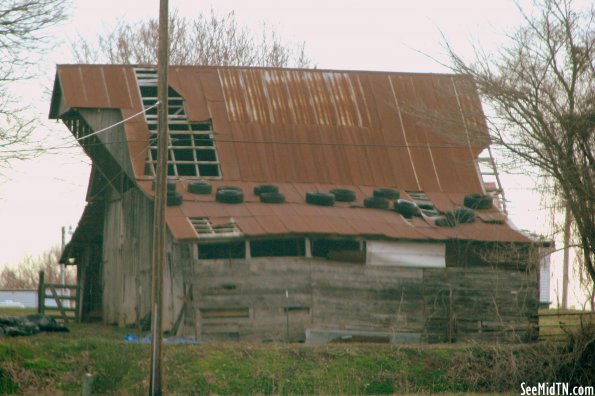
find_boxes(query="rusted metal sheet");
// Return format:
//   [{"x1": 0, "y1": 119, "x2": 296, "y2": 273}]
[
  {"x1": 52, "y1": 64, "x2": 528, "y2": 244},
  {"x1": 134, "y1": 180, "x2": 529, "y2": 243},
  {"x1": 56, "y1": 65, "x2": 135, "y2": 111},
  {"x1": 123, "y1": 122, "x2": 150, "y2": 179},
  {"x1": 169, "y1": 67, "x2": 210, "y2": 121}
]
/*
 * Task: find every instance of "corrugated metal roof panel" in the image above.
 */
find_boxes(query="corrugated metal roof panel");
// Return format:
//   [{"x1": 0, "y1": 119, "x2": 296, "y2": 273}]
[
  {"x1": 57, "y1": 65, "x2": 136, "y2": 111},
  {"x1": 169, "y1": 67, "x2": 210, "y2": 121},
  {"x1": 51, "y1": 65, "x2": 529, "y2": 245},
  {"x1": 138, "y1": 181, "x2": 530, "y2": 243}
]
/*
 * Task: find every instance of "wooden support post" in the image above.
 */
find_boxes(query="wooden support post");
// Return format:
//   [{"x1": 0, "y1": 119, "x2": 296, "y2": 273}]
[
  {"x1": 447, "y1": 288, "x2": 454, "y2": 343},
  {"x1": 78, "y1": 265, "x2": 86, "y2": 323},
  {"x1": 285, "y1": 289, "x2": 290, "y2": 343},
  {"x1": 150, "y1": 0, "x2": 169, "y2": 394},
  {"x1": 82, "y1": 373, "x2": 94, "y2": 396},
  {"x1": 562, "y1": 205, "x2": 571, "y2": 309},
  {"x1": 38, "y1": 271, "x2": 45, "y2": 314}
]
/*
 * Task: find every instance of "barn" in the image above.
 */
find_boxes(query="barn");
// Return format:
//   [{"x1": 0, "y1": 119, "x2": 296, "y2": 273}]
[{"x1": 50, "y1": 65, "x2": 539, "y2": 343}]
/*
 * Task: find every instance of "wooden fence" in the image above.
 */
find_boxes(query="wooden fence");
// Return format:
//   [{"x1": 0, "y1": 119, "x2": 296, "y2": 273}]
[
  {"x1": 37, "y1": 271, "x2": 81, "y2": 322},
  {"x1": 538, "y1": 309, "x2": 595, "y2": 341}
]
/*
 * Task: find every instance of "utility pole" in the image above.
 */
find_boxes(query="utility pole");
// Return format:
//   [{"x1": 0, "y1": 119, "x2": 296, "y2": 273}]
[
  {"x1": 149, "y1": 0, "x2": 169, "y2": 394},
  {"x1": 561, "y1": 205, "x2": 571, "y2": 310},
  {"x1": 60, "y1": 226, "x2": 66, "y2": 285}
]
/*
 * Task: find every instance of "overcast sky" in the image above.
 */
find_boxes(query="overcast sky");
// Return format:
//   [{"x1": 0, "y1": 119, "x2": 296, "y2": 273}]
[{"x1": 0, "y1": 0, "x2": 589, "y2": 307}]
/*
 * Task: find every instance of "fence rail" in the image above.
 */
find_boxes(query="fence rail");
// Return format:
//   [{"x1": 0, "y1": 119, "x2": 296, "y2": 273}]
[
  {"x1": 37, "y1": 271, "x2": 81, "y2": 322},
  {"x1": 538, "y1": 310, "x2": 595, "y2": 341}
]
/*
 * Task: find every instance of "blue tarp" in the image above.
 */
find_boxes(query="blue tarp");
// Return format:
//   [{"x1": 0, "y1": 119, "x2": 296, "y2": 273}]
[{"x1": 124, "y1": 334, "x2": 200, "y2": 344}]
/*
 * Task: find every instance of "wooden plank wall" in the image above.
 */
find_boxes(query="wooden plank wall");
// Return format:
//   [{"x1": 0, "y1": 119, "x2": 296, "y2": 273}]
[
  {"x1": 171, "y1": 240, "x2": 538, "y2": 343},
  {"x1": 424, "y1": 241, "x2": 539, "y2": 343},
  {"x1": 79, "y1": 109, "x2": 136, "y2": 181},
  {"x1": 102, "y1": 187, "x2": 154, "y2": 326},
  {"x1": 176, "y1": 254, "x2": 425, "y2": 342}
]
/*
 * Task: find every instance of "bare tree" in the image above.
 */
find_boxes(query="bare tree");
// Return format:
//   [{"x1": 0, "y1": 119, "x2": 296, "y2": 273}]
[
  {"x1": 443, "y1": 0, "x2": 594, "y2": 284},
  {"x1": 0, "y1": 0, "x2": 68, "y2": 172},
  {"x1": 73, "y1": 9, "x2": 312, "y2": 68},
  {"x1": 0, "y1": 246, "x2": 75, "y2": 289}
]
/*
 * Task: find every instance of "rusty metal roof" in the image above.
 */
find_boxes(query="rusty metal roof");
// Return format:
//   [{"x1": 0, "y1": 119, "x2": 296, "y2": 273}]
[
  {"x1": 140, "y1": 180, "x2": 528, "y2": 243},
  {"x1": 50, "y1": 64, "x2": 529, "y2": 244}
]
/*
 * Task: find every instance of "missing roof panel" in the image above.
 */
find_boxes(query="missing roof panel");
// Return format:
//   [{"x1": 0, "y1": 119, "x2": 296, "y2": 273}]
[{"x1": 134, "y1": 68, "x2": 222, "y2": 179}]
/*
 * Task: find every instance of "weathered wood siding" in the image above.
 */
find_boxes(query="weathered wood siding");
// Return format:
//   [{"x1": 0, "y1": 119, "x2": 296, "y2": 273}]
[
  {"x1": 424, "y1": 241, "x2": 539, "y2": 343},
  {"x1": 169, "y1": 241, "x2": 538, "y2": 343},
  {"x1": 78, "y1": 109, "x2": 135, "y2": 181},
  {"x1": 102, "y1": 186, "x2": 154, "y2": 326}
]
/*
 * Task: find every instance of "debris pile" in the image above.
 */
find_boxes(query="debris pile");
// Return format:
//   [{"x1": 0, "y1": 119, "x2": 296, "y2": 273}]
[{"x1": 0, "y1": 314, "x2": 68, "y2": 337}]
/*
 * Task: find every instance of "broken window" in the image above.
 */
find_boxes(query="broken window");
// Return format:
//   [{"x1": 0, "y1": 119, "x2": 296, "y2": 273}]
[
  {"x1": 250, "y1": 238, "x2": 306, "y2": 257},
  {"x1": 190, "y1": 218, "x2": 241, "y2": 239},
  {"x1": 135, "y1": 68, "x2": 222, "y2": 179},
  {"x1": 406, "y1": 191, "x2": 440, "y2": 216},
  {"x1": 311, "y1": 238, "x2": 365, "y2": 262},
  {"x1": 198, "y1": 241, "x2": 246, "y2": 260}
]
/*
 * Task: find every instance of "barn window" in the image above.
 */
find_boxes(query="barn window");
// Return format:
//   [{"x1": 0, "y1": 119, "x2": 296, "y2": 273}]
[
  {"x1": 190, "y1": 218, "x2": 241, "y2": 239},
  {"x1": 135, "y1": 68, "x2": 222, "y2": 179},
  {"x1": 311, "y1": 238, "x2": 365, "y2": 263},
  {"x1": 250, "y1": 238, "x2": 306, "y2": 257},
  {"x1": 192, "y1": 218, "x2": 245, "y2": 260},
  {"x1": 198, "y1": 241, "x2": 246, "y2": 260},
  {"x1": 366, "y1": 241, "x2": 445, "y2": 268}
]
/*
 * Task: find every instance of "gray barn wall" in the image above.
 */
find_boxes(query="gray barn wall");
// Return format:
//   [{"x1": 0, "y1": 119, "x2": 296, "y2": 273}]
[
  {"x1": 169, "y1": 241, "x2": 538, "y2": 343},
  {"x1": 102, "y1": 186, "x2": 155, "y2": 326}
]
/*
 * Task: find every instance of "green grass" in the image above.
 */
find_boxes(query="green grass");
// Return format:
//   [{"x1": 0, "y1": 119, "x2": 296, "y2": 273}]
[
  {"x1": 0, "y1": 323, "x2": 465, "y2": 395},
  {"x1": 0, "y1": 318, "x2": 592, "y2": 394}
]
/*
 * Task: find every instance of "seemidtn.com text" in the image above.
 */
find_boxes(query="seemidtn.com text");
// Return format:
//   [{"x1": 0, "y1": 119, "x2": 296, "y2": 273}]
[{"x1": 521, "y1": 383, "x2": 595, "y2": 396}]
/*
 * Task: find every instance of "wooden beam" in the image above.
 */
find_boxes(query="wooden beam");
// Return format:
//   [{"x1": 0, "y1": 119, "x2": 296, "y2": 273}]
[{"x1": 150, "y1": 0, "x2": 169, "y2": 394}]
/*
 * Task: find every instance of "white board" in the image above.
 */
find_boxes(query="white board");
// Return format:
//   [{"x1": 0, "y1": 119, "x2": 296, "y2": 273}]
[{"x1": 366, "y1": 241, "x2": 446, "y2": 268}]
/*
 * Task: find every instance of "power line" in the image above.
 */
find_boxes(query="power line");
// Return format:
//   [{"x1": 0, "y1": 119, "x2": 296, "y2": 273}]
[
  {"x1": 1, "y1": 102, "x2": 158, "y2": 155},
  {"x1": 3, "y1": 136, "x2": 495, "y2": 154},
  {"x1": 73, "y1": 102, "x2": 159, "y2": 142}
]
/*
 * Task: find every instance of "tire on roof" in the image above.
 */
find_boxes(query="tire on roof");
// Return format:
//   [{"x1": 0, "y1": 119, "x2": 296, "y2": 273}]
[
  {"x1": 167, "y1": 191, "x2": 183, "y2": 206},
  {"x1": 216, "y1": 189, "x2": 244, "y2": 204},
  {"x1": 330, "y1": 188, "x2": 357, "y2": 202},
  {"x1": 188, "y1": 181, "x2": 212, "y2": 194},
  {"x1": 254, "y1": 184, "x2": 279, "y2": 195},
  {"x1": 306, "y1": 192, "x2": 335, "y2": 206},
  {"x1": 364, "y1": 196, "x2": 389, "y2": 209},
  {"x1": 394, "y1": 199, "x2": 420, "y2": 218},
  {"x1": 260, "y1": 192, "x2": 285, "y2": 204},
  {"x1": 445, "y1": 207, "x2": 476, "y2": 225},
  {"x1": 373, "y1": 187, "x2": 400, "y2": 200},
  {"x1": 463, "y1": 193, "x2": 493, "y2": 210}
]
